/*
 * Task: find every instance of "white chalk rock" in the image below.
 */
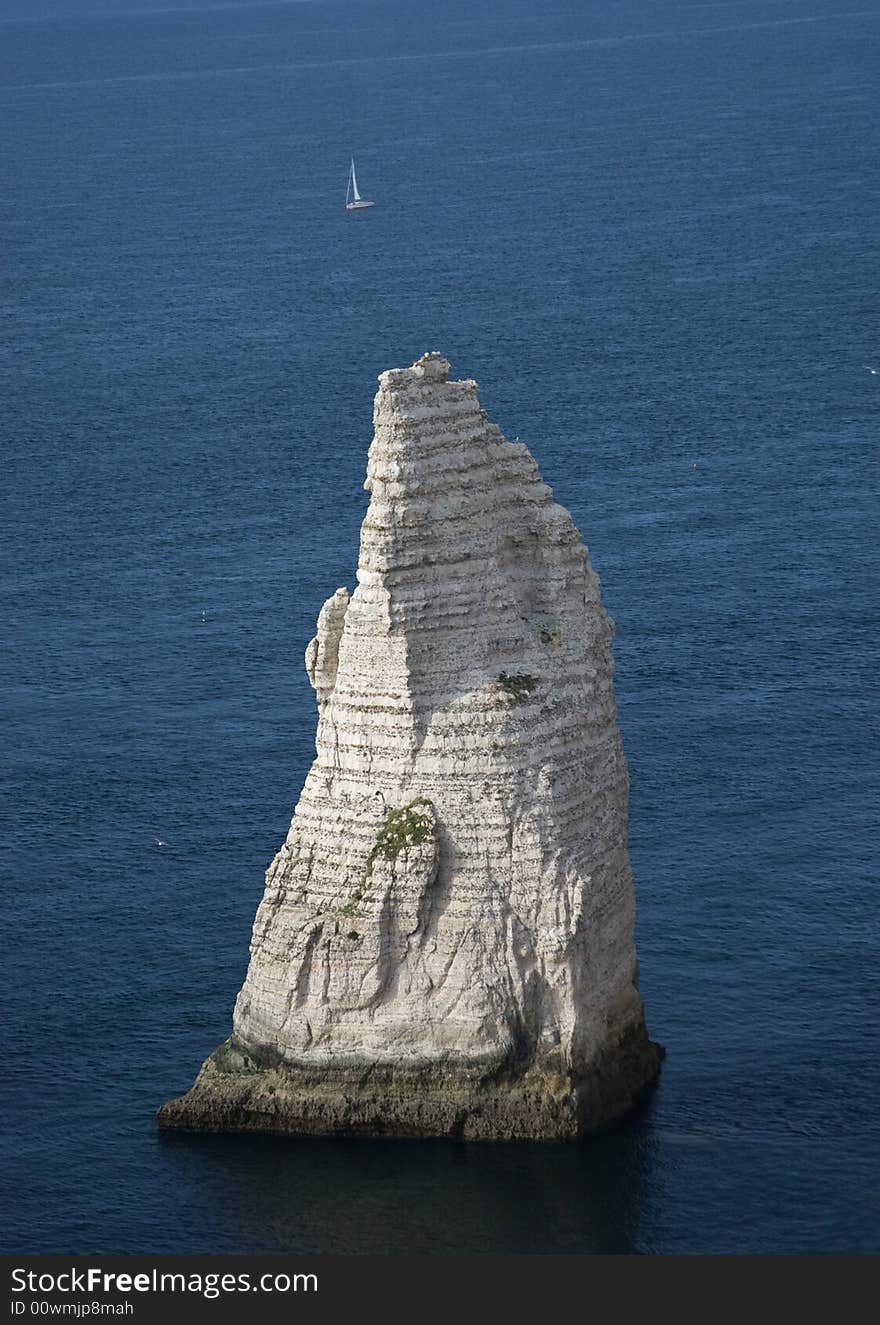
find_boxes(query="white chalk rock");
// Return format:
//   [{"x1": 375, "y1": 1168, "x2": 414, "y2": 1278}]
[{"x1": 160, "y1": 354, "x2": 662, "y2": 1140}]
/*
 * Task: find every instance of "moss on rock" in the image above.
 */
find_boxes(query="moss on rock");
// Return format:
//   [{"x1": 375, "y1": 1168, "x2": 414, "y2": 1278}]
[
  {"x1": 495, "y1": 671, "x2": 538, "y2": 704},
  {"x1": 366, "y1": 799, "x2": 433, "y2": 878}
]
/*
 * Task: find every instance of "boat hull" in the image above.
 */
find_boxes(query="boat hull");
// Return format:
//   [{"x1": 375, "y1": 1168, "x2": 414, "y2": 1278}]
[{"x1": 345, "y1": 200, "x2": 375, "y2": 210}]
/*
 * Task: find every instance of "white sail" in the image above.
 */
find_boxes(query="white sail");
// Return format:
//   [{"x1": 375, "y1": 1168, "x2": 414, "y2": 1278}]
[{"x1": 344, "y1": 157, "x2": 374, "y2": 210}]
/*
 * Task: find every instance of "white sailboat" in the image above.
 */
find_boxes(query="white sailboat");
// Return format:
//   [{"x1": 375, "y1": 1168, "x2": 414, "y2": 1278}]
[{"x1": 345, "y1": 158, "x2": 374, "y2": 211}]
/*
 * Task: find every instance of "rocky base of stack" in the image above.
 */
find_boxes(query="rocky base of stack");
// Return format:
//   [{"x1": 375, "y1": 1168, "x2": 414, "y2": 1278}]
[{"x1": 158, "y1": 1030, "x2": 663, "y2": 1142}]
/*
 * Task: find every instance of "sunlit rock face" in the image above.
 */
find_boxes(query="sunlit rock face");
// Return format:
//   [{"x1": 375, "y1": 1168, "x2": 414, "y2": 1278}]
[{"x1": 159, "y1": 354, "x2": 662, "y2": 1140}]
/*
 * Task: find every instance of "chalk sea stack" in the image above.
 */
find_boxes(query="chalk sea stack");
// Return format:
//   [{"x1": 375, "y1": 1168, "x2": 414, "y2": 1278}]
[{"x1": 159, "y1": 354, "x2": 662, "y2": 1140}]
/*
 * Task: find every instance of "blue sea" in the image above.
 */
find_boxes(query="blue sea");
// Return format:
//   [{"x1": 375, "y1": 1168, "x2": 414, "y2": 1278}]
[{"x1": 2, "y1": 0, "x2": 878, "y2": 1254}]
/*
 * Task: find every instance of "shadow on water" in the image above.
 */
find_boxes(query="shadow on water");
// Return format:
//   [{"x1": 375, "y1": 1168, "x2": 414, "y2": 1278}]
[{"x1": 156, "y1": 1103, "x2": 659, "y2": 1255}]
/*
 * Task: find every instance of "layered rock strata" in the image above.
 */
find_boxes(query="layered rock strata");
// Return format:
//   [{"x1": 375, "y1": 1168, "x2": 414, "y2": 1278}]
[{"x1": 159, "y1": 353, "x2": 662, "y2": 1140}]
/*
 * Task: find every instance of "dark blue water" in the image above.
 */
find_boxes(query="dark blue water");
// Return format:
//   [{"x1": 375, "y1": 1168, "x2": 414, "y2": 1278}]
[{"x1": 2, "y1": 0, "x2": 878, "y2": 1254}]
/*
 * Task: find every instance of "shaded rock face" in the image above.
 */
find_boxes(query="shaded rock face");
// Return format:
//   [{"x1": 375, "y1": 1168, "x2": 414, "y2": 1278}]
[{"x1": 159, "y1": 354, "x2": 662, "y2": 1139}]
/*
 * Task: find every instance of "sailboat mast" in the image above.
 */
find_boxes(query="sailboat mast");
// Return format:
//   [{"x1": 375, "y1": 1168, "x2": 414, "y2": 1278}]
[{"x1": 350, "y1": 158, "x2": 361, "y2": 203}]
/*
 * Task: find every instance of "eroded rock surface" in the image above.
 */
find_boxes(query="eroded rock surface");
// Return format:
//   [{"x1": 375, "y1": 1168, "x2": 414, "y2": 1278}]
[{"x1": 159, "y1": 354, "x2": 662, "y2": 1139}]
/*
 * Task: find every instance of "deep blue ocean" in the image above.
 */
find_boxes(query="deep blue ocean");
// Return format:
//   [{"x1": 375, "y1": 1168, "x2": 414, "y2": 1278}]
[{"x1": 2, "y1": 0, "x2": 878, "y2": 1254}]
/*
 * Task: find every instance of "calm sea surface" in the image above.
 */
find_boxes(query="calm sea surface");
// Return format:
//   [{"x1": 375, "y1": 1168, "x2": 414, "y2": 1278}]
[{"x1": 2, "y1": 0, "x2": 878, "y2": 1254}]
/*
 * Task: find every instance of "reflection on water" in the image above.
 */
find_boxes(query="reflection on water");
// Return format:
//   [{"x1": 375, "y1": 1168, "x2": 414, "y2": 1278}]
[{"x1": 157, "y1": 1107, "x2": 658, "y2": 1254}]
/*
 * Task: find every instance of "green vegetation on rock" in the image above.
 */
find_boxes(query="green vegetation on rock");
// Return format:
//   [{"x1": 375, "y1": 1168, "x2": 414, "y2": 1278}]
[
  {"x1": 366, "y1": 799, "x2": 433, "y2": 878},
  {"x1": 496, "y1": 671, "x2": 538, "y2": 703}
]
